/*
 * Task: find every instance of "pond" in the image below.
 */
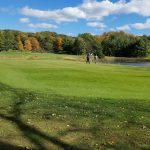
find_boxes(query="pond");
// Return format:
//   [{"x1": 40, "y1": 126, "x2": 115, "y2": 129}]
[{"x1": 102, "y1": 62, "x2": 150, "y2": 67}]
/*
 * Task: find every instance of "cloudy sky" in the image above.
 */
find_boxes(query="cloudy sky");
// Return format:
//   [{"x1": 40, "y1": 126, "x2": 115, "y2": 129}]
[{"x1": 0, "y1": 0, "x2": 150, "y2": 36}]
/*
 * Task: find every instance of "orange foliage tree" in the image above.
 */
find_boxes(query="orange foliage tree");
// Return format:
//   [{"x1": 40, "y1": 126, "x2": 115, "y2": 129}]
[
  {"x1": 29, "y1": 37, "x2": 40, "y2": 51},
  {"x1": 54, "y1": 36, "x2": 63, "y2": 53}
]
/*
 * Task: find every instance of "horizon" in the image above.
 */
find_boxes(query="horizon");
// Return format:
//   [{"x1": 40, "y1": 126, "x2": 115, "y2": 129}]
[
  {"x1": 0, "y1": 0, "x2": 150, "y2": 36},
  {"x1": 0, "y1": 29, "x2": 149, "y2": 37}
]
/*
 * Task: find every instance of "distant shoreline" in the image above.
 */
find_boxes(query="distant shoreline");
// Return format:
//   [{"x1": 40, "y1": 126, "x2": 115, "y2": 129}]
[{"x1": 99, "y1": 56, "x2": 150, "y2": 63}]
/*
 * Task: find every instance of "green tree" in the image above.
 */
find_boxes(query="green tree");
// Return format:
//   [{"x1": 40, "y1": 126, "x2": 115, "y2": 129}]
[
  {"x1": 93, "y1": 38, "x2": 104, "y2": 58},
  {"x1": 62, "y1": 37, "x2": 74, "y2": 54},
  {"x1": 0, "y1": 31, "x2": 5, "y2": 51},
  {"x1": 73, "y1": 37, "x2": 86, "y2": 55},
  {"x1": 101, "y1": 31, "x2": 139, "y2": 57},
  {"x1": 79, "y1": 33, "x2": 104, "y2": 57},
  {"x1": 37, "y1": 32, "x2": 55, "y2": 52},
  {"x1": 3, "y1": 30, "x2": 17, "y2": 51},
  {"x1": 134, "y1": 37, "x2": 150, "y2": 57},
  {"x1": 79, "y1": 33, "x2": 94, "y2": 52}
]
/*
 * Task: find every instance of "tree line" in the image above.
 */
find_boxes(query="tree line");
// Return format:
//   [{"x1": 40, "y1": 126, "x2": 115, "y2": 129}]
[{"x1": 0, "y1": 30, "x2": 150, "y2": 57}]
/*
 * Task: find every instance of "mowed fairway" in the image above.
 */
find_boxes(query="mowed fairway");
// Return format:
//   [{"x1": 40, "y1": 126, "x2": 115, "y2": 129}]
[{"x1": 0, "y1": 52, "x2": 150, "y2": 150}]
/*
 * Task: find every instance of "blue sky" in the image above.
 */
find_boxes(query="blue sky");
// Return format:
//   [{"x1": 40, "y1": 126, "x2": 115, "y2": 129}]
[{"x1": 0, "y1": 0, "x2": 150, "y2": 36}]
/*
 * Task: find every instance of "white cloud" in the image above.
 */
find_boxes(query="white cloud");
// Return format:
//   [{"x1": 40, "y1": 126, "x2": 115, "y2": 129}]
[
  {"x1": 116, "y1": 24, "x2": 131, "y2": 31},
  {"x1": 20, "y1": 1, "x2": 121, "y2": 22},
  {"x1": 20, "y1": 18, "x2": 30, "y2": 23},
  {"x1": 87, "y1": 22, "x2": 106, "y2": 29},
  {"x1": 20, "y1": 0, "x2": 150, "y2": 23},
  {"x1": 80, "y1": 0, "x2": 125, "y2": 20},
  {"x1": 21, "y1": 6, "x2": 85, "y2": 23},
  {"x1": 27, "y1": 23, "x2": 58, "y2": 29},
  {"x1": 82, "y1": 0, "x2": 150, "y2": 19},
  {"x1": 131, "y1": 18, "x2": 150, "y2": 30},
  {"x1": 122, "y1": 0, "x2": 150, "y2": 17},
  {"x1": 115, "y1": 18, "x2": 150, "y2": 31}
]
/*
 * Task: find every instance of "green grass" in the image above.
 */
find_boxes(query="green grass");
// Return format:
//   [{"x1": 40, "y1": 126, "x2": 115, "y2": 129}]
[{"x1": 0, "y1": 52, "x2": 150, "y2": 150}]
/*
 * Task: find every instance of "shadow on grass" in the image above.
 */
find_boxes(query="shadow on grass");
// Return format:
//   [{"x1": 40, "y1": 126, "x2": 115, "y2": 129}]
[
  {"x1": 0, "y1": 82, "x2": 150, "y2": 149},
  {"x1": 0, "y1": 82, "x2": 85, "y2": 150},
  {"x1": 0, "y1": 140, "x2": 32, "y2": 150}
]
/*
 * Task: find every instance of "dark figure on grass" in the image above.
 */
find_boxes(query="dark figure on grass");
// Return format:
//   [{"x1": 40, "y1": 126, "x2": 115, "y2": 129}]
[{"x1": 86, "y1": 52, "x2": 90, "y2": 64}]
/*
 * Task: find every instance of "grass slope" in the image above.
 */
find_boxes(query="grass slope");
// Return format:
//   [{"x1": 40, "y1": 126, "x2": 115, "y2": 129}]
[{"x1": 0, "y1": 52, "x2": 150, "y2": 150}]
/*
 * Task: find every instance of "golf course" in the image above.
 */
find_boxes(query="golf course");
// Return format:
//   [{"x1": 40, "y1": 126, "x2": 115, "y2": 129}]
[{"x1": 0, "y1": 52, "x2": 150, "y2": 150}]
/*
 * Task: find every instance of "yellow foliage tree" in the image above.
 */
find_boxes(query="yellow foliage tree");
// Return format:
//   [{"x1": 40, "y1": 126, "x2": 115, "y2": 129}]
[
  {"x1": 16, "y1": 34, "x2": 24, "y2": 50},
  {"x1": 54, "y1": 36, "x2": 63, "y2": 53},
  {"x1": 95, "y1": 36, "x2": 105, "y2": 42},
  {"x1": 24, "y1": 39, "x2": 32, "y2": 51},
  {"x1": 29, "y1": 37, "x2": 40, "y2": 51}
]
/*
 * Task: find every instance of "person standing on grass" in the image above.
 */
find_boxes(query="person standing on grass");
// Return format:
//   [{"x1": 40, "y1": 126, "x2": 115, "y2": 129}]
[
  {"x1": 86, "y1": 52, "x2": 90, "y2": 64},
  {"x1": 94, "y1": 53, "x2": 98, "y2": 64}
]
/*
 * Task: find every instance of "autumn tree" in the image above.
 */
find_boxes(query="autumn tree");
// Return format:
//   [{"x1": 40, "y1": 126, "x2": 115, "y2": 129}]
[
  {"x1": 0, "y1": 29, "x2": 149, "y2": 57},
  {"x1": 16, "y1": 33, "x2": 24, "y2": 51},
  {"x1": 53, "y1": 36, "x2": 63, "y2": 53},
  {"x1": 29, "y1": 37, "x2": 40, "y2": 51},
  {"x1": 24, "y1": 38, "x2": 32, "y2": 51}
]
